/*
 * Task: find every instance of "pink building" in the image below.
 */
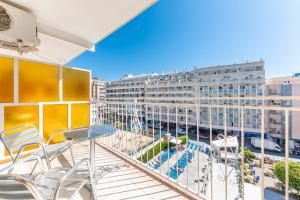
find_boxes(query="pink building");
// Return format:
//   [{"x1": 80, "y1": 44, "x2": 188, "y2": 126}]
[{"x1": 266, "y1": 74, "x2": 300, "y2": 144}]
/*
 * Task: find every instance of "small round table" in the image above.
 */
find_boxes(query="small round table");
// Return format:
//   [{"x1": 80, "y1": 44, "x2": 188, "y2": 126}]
[{"x1": 64, "y1": 124, "x2": 117, "y2": 179}]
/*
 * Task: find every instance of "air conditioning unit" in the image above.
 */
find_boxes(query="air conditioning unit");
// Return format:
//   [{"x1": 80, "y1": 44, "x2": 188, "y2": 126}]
[{"x1": 0, "y1": 2, "x2": 40, "y2": 54}]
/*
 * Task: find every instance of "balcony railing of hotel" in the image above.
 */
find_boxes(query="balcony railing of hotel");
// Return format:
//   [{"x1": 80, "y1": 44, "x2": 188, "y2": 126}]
[{"x1": 93, "y1": 96, "x2": 300, "y2": 200}]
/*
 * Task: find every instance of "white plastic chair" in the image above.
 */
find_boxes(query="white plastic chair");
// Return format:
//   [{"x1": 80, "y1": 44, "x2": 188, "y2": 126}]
[
  {"x1": 0, "y1": 156, "x2": 97, "y2": 200},
  {"x1": 0, "y1": 124, "x2": 75, "y2": 174}
]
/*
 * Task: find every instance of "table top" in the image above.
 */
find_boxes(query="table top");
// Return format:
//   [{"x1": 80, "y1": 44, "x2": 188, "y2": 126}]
[{"x1": 64, "y1": 124, "x2": 117, "y2": 141}]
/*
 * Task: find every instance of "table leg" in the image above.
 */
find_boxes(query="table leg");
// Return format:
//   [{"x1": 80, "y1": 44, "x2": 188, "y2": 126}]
[{"x1": 90, "y1": 138, "x2": 95, "y2": 177}]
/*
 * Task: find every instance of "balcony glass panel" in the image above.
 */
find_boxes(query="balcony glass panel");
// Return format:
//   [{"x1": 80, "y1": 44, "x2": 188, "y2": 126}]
[
  {"x1": 0, "y1": 56, "x2": 14, "y2": 103},
  {"x1": 71, "y1": 103, "x2": 90, "y2": 128},
  {"x1": 19, "y1": 60, "x2": 59, "y2": 102},
  {"x1": 63, "y1": 67, "x2": 90, "y2": 101},
  {"x1": 43, "y1": 104, "x2": 68, "y2": 143}
]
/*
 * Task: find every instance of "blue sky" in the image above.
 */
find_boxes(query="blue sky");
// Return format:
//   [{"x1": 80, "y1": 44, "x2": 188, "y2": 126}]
[{"x1": 69, "y1": 0, "x2": 300, "y2": 81}]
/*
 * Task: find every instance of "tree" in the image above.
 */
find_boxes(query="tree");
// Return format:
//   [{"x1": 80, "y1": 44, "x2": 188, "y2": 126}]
[
  {"x1": 243, "y1": 149, "x2": 255, "y2": 162},
  {"x1": 274, "y1": 162, "x2": 300, "y2": 193},
  {"x1": 138, "y1": 140, "x2": 175, "y2": 163},
  {"x1": 179, "y1": 135, "x2": 188, "y2": 144}
]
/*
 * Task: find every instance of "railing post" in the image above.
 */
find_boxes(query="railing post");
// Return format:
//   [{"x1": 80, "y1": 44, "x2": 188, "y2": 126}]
[
  {"x1": 152, "y1": 104, "x2": 155, "y2": 163},
  {"x1": 140, "y1": 102, "x2": 144, "y2": 161},
  {"x1": 125, "y1": 103, "x2": 128, "y2": 154},
  {"x1": 285, "y1": 110, "x2": 289, "y2": 200},
  {"x1": 209, "y1": 106, "x2": 213, "y2": 200},
  {"x1": 197, "y1": 105, "x2": 200, "y2": 195},
  {"x1": 116, "y1": 104, "x2": 119, "y2": 150},
  {"x1": 121, "y1": 103, "x2": 124, "y2": 151},
  {"x1": 130, "y1": 101, "x2": 133, "y2": 156},
  {"x1": 146, "y1": 103, "x2": 149, "y2": 163},
  {"x1": 159, "y1": 104, "x2": 162, "y2": 174},
  {"x1": 112, "y1": 104, "x2": 116, "y2": 147},
  {"x1": 241, "y1": 107, "x2": 245, "y2": 200},
  {"x1": 175, "y1": 105, "x2": 178, "y2": 181},
  {"x1": 224, "y1": 107, "x2": 228, "y2": 200},
  {"x1": 260, "y1": 108, "x2": 265, "y2": 200},
  {"x1": 106, "y1": 104, "x2": 108, "y2": 125},
  {"x1": 168, "y1": 105, "x2": 171, "y2": 179},
  {"x1": 185, "y1": 106, "x2": 189, "y2": 188}
]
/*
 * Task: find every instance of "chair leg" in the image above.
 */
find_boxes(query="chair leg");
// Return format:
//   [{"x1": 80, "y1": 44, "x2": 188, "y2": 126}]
[
  {"x1": 91, "y1": 180, "x2": 97, "y2": 200},
  {"x1": 8, "y1": 160, "x2": 17, "y2": 174},
  {"x1": 69, "y1": 146, "x2": 76, "y2": 166},
  {"x1": 29, "y1": 160, "x2": 39, "y2": 178},
  {"x1": 83, "y1": 184, "x2": 97, "y2": 200}
]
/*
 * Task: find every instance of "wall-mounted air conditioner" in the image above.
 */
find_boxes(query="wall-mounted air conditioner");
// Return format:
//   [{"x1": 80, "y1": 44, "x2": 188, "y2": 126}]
[{"x1": 0, "y1": 2, "x2": 40, "y2": 54}]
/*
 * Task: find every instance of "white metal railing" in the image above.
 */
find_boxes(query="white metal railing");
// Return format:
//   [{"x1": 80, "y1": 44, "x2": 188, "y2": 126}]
[{"x1": 94, "y1": 97, "x2": 300, "y2": 200}]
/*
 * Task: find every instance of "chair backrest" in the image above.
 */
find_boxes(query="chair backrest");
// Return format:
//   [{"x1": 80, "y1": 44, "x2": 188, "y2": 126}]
[{"x1": 0, "y1": 124, "x2": 41, "y2": 160}]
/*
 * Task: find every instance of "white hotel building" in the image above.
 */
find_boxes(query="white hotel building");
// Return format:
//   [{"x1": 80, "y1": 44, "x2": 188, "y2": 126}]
[{"x1": 106, "y1": 61, "x2": 265, "y2": 136}]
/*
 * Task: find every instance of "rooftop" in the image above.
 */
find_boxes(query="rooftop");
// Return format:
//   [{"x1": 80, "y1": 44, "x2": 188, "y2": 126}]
[{"x1": 115, "y1": 60, "x2": 265, "y2": 83}]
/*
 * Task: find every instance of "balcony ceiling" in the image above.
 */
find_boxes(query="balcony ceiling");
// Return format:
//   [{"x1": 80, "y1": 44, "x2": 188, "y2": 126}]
[{"x1": 0, "y1": 0, "x2": 157, "y2": 65}]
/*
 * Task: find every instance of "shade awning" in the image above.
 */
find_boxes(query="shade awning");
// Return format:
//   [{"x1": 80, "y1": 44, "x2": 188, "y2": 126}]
[
  {"x1": 0, "y1": 0, "x2": 157, "y2": 65},
  {"x1": 169, "y1": 138, "x2": 182, "y2": 145},
  {"x1": 211, "y1": 136, "x2": 239, "y2": 149}
]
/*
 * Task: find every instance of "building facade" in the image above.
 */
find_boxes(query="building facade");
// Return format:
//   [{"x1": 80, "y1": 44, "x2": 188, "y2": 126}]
[
  {"x1": 106, "y1": 61, "x2": 265, "y2": 136},
  {"x1": 266, "y1": 74, "x2": 300, "y2": 142},
  {"x1": 92, "y1": 77, "x2": 107, "y2": 101},
  {"x1": 91, "y1": 77, "x2": 107, "y2": 124}
]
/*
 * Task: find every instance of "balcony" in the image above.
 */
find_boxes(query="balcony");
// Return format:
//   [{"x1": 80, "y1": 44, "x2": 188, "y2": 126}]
[
  {"x1": 1, "y1": 89, "x2": 300, "y2": 200},
  {"x1": 94, "y1": 97, "x2": 300, "y2": 200},
  {"x1": 0, "y1": 140, "x2": 189, "y2": 200},
  {"x1": 0, "y1": 1, "x2": 300, "y2": 200}
]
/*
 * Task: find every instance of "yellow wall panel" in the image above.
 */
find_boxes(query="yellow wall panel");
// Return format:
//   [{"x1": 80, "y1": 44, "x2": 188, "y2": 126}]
[
  {"x1": 43, "y1": 104, "x2": 68, "y2": 143},
  {"x1": 19, "y1": 60, "x2": 59, "y2": 102},
  {"x1": 71, "y1": 104, "x2": 90, "y2": 128},
  {"x1": 4, "y1": 105, "x2": 39, "y2": 155},
  {"x1": 63, "y1": 67, "x2": 90, "y2": 101},
  {"x1": 4, "y1": 105, "x2": 39, "y2": 129},
  {"x1": 0, "y1": 57, "x2": 14, "y2": 103}
]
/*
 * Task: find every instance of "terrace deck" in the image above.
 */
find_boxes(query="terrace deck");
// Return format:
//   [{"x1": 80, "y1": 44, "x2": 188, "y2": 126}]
[{"x1": 0, "y1": 140, "x2": 188, "y2": 200}]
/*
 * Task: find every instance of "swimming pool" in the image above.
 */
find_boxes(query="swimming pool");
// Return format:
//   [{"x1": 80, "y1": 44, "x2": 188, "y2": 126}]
[
  {"x1": 150, "y1": 140, "x2": 210, "y2": 179},
  {"x1": 151, "y1": 148, "x2": 177, "y2": 169},
  {"x1": 167, "y1": 151, "x2": 193, "y2": 180}
]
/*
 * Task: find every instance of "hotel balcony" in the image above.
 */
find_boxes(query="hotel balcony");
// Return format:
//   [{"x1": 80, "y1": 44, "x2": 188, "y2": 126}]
[
  {"x1": 0, "y1": 63, "x2": 300, "y2": 200},
  {"x1": 2, "y1": 94, "x2": 300, "y2": 200},
  {"x1": 93, "y1": 97, "x2": 300, "y2": 200},
  {"x1": 0, "y1": 1, "x2": 300, "y2": 200},
  {"x1": 0, "y1": 140, "x2": 189, "y2": 200}
]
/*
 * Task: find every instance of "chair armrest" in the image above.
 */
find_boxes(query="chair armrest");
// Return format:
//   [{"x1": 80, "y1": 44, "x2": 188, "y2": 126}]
[
  {"x1": 54, "y1": 158, "x2": 93, "y2": 199},
  {"x1": 0, "y1": 155, "x2": 45, "y2": 174},
  {"x1": 46, "y1": 130, "x2": 66, "y2": 145},
  {"x1": 12, "y1": 142, "x2": 51, "y2": 172},
  {"x1": 62, "y1": 158, "x2": 92, "y2": 180}
]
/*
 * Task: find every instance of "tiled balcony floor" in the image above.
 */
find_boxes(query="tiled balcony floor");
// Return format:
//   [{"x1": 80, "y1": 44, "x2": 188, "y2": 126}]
[{"x1": 0, "y1": 141, "x2": 189, "y2": 200}]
